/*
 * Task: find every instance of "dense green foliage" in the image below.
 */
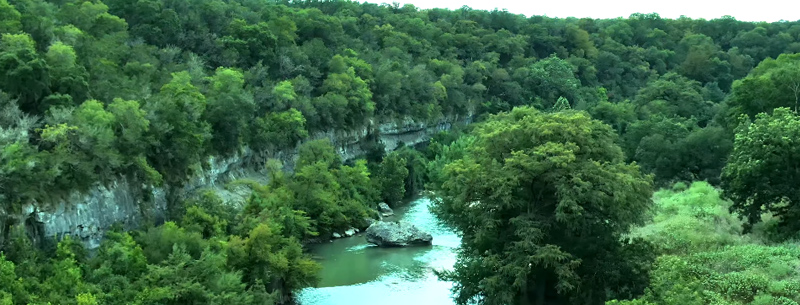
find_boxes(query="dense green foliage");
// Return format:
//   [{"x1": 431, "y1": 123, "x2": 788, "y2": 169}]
[
  {"x1": 432, "y1": 107, "x2": 655, "y2": 304},
  {"x1": 630, "y1": 182, "x2": 747, "y2": 255},
  {"x1": 2, "y1": 0, "x2": 800, "y2": 304},
  {"x1": 0, "y1": 140, "x2": 386, "y2": 304},
  {"x1": 722, "y1": 107, "x2": 800, "y2": 234},
  {"x1": 0, "y1": 215, "x2": 280, "y2": 305},
  {"x1": 1, "y1": 0, "x2": 799, "y2": 209},
  {"x1": 610, "y1": 182, "x2": 800, "y2": 305},
  {"x1": 373, "y1": 151, "x2": 408, "y2": 205},
  {"x1": 726, "y1": 53, "x2": 800, "y2": 120}
]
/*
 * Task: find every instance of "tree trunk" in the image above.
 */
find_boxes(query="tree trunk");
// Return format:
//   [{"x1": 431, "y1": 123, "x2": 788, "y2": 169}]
[
  {"x1": 794, "y1": 84, "x2": 799, "y2": 114},
  {"x1": 790, "y1": 82, "x2": 800, "y2": 113},
  {"x1": 519, "y1": 281, "x2": 531, "y2": 305},
  {"x1": 270, "y1": 276, "x2": 289, "y2": 304},
  {"x1": 536, "y1": 278, "x2": 546, "y2": 305}
]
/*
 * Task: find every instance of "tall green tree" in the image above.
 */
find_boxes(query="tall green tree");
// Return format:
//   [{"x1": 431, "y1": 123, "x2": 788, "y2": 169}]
[
  {"x1": 726, "y1": 53, "x2": 800, "y2": 123},
  {"x1": 376, "y1": 151, "x2": 409, "y2": 205},
  {"x1": 433, "y1": 107, "x2": 654, "y2": 305},
  {"x1": 0, "y1": 0, "x2": 21, "y2": 34},
  {"x1": 70, "y1": 99, "x2": 122, "y2": 179},
  {"x1": 318, "y1": 54, "x2": 375, "y2": 129},
  {"x1": 295, "y1": 139, "x2": 341, "y2": 171},
  {"x1": 676, "y1": 33, "x2": 731, "y2": 88},
  {"x1": 107, "y1": 98, "x2": 161, "y2": 185},
  {"x1": 0, "y1": 94, "x2": 48, "y2": 209},
  {"x1": 45, "y1": 41, "x2": 89, "y2": 106},
  {"x1": 721, "y1": 107, "x2": 800, "y2": 234},
  {"x1": 394, "y1": 147, "x2": 428, "y2": 196},
  {"x1": 250, "y1": 108, "x2": 308, "y2": 153},
  {"x1": 204, "y1": 67, "x2": 255, "y2": 156},
  {"x1": 633, "y1": 72, "x2": 713, "y2": 123},
  {"x1": 227, "y1": 223, "x2": 319, "y2": 304},
  {"x1": 0, "y1": 33, "x2": 49, "y2": 112},
  {"x1": 146, "y1": 71, "x2": 211, "y2": 182},
  {"x1": 0, "y1": 254, "x2": 27, "y2": 304}
]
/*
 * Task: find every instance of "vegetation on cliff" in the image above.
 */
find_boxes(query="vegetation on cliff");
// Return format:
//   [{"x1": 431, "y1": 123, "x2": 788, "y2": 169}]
[{"x1": 2, "y1": 0, "x2": 800, "y2": 304}]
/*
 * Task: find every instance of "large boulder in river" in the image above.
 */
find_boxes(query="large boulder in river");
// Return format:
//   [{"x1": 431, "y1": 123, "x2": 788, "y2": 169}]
[
  {"x1": 378, "y1": 202, "x2": 394, "y2": 217},
  {"x1": 365, "y1": 221, "x2": 432, "y2": 247}
]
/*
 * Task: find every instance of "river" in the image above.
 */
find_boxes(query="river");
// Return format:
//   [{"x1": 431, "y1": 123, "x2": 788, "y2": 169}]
[{"x1": 294, "y1": 197, "x2": 460, "y2": 305}]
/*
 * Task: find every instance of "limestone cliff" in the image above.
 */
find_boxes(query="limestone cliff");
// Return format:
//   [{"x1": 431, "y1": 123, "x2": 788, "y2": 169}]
[{"x1": 0, "y1": 116, "x2": 470, "y2": 249}]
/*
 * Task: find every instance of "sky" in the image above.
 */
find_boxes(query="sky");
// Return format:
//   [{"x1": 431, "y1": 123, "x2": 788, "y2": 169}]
[{"x1": 371, "y1": 0, "x2": 798, "y2": 22}]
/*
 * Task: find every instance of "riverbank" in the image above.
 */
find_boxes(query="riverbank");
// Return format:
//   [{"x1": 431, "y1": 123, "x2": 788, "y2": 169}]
[
  {"x1": 300, "y1": 193, "x2": 433, "y2": 246},
  {"x1": 293, "y1": 197, "x2": 460, "y2": 305}
]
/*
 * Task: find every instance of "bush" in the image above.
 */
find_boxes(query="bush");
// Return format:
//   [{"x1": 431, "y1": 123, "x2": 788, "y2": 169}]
[{"x1": 630, "y1": 181, "x2": 748, "y2": 254}]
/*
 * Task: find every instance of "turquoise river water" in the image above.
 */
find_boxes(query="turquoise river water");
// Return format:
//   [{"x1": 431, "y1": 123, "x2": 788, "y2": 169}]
[{"x1": 294, "y1": 197, "x2": 460, "y2": 305}]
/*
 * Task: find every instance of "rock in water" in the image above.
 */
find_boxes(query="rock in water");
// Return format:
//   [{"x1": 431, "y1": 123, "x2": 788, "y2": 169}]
[
  {"x1": 365, "y1": 221, "x2": 433, "y2": 247},
  {"x1": 345, "y1": 228, "x2": 356, "y2": 237},
  {"x1": 332, "y1": 232, "x2": 342, "y2": 238},
  {"x1": 378, "y1": 202, "x2": 394, "y2": 217}
]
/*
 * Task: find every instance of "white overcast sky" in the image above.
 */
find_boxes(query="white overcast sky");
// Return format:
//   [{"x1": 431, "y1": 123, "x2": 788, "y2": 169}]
[{"x1": 369, "y1": 0, "x2": 798, "y2": 22}]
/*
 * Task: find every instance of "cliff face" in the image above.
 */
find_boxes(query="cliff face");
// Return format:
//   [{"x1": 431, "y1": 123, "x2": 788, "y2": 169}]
[
  {"x1": 1, "y1": 116, "x2": 470, "y2": 249},
  {"x1": 31, "y1": 180, "x2": 167, "y2": 249}
]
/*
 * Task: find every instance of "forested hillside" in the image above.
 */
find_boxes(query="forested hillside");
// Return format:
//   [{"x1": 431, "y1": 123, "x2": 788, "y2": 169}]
[{"x1": 1, "y1": 0, "x2": 800, "y2": 303}]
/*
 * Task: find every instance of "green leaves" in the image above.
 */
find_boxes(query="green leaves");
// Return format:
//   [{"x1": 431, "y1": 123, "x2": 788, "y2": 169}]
[
  {"x1": 251, "y1": 108, "x2": 308, "y2": 153},
  {"x1": 0, "y1": 139, "x2": 44, "y2": 209},
  {"x1": 220, "y1": 18, "x2": 277, "y2": 67},
  {"x1": 621, "y1": 114, "x2": 732, "y2": 186},
  {"x1": 392, "y1": 147, "x2": 428, "y2": 196},
  {"x1": 272, "y1": 80, "x2": 297, "y2": 106},
  {"x1": 677, "y1": 33, "x2": 731, "y2": 86},
  {"x1": 204, "y1": 67, "x2": 255, "y2": 156},
  {"x1": 728, "y1": 53, "x2": 800, "y2": 121},
  {"x1": 4, "y1": 2, "x2": 800, "y2": 305},
  {"x1": 146, "y1": 71, "x2": 211, "y2": 182},
  {"x1": 433, "y1": 106, "x2": 654, "y2": 304},
  {"x1": 290, "y1": 161, "x2": 349, "y2": 234},
  {"x1": 57, "y1": 0, "x2": 127, "y2": 37},
  {"x1": 319, "y1": 59, "x2": 375, "y2": 129},
  {"x1": 229, "y1": 222, "x2": 319, "y2": 300},
  {"x1": 93, "y1": 231, "x2": 148, "y2": 279},
  {"x1": 0, "y1": 0, "x2": 21, "y2": 34},
  {"x1": 107, "y1": 99, "x2": 148, "y2": 154},
  {"x1": 237, "y1": 139, "x2": 377, "y2": 238},
  {"x1": 624, "y1": 244, "x2": 800, "y2": 305},
  {"x1": 72, "y1": 99, "x2": 121, "y2": 171},
  {"x1": 0, "y1": 33, "x2": 49, "y2": 112},
  {"x1": 0, "y1": 254, "x2": 26, "y2": 304},
  {"x1": 375, "y1": 151, "x2": 409, "y2": 205},
  {"x1": 81, "y1": 218, "x2": 273, "y2": 305},
  {"x1": 525, "y1": 55, "x2": 582, "y2": 108},
  {"x1": 722, "y1": 107, "x2": 800, "y2": 234},
  {"x1": 631, "y1": 181, "x2": 747, "y2": 255},
  {"x1": 46, "y1": 41, "x2": 89, "y2": 105},
  {"x1": 296, "y1": 139, "x2": 341, "y2": 171},
  {"x1": 633, "y1": 72, "x2": 713, "y2": 122}
]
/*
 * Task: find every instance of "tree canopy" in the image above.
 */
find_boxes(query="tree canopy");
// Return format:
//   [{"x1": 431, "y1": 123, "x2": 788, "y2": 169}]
[
  {"x1": 432, "y1": 107, "x2": 654, "y2": 304},
  {"x1": 722, "y1": 107, "x2": 800, "y2": 233},
  {"x1": 1, "y1": 1, "x2": 800, "y2": 304},
  {"x1": 0, "y1": 0, "x2": 797, "y2": 208}
]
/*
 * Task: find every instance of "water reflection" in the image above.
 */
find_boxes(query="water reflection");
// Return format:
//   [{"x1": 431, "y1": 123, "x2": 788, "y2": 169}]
[{"x1": 295, "y1": 197, "x2": 459, "y2": 305}]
